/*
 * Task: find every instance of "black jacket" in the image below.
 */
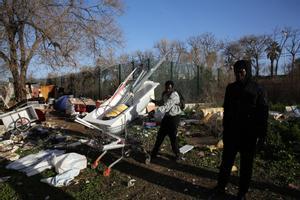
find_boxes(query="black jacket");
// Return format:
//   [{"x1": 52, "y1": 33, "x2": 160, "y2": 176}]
[{"x1": 223, "y1": 79, "x2": 269, "y2": 144}]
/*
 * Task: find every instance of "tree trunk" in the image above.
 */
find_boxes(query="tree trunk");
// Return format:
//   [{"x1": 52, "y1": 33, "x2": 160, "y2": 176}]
[
  {"x1": 291, "y1": 54, "x2": 295, "y2": 72},
  {"x1": 270, "y1": 59, "x2": 274, "y2": 77},
  {"x1": 275, "y1": 58, "x2": 279, "y2": 76},
  {"x1": 10, "y1": 64, "x2": 27, "y2": 102},
  {"x1": 255, "y1": 57, "x2": 259, "y2": 77}
]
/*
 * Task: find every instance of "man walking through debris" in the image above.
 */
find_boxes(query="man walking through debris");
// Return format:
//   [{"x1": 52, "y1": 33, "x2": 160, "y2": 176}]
[
  {"x1": 210, "y1": 60, "x2": 269, "y2": 200},
  {"x1": 150, "y1": 80, "x2": 183, "y2": 162}
]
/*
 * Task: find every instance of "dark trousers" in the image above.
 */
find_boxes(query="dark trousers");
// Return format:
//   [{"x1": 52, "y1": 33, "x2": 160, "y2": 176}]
[
  {"x1": 217, "y1": 141, "x2": 256, "y2": 195},
  {"x1": 151, "y1": 115, "x2": 180, "y2": 157}
]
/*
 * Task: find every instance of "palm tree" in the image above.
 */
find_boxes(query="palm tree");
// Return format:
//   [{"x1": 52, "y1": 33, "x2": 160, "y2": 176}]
[{"x1": 266, "y1": 41, "x2": 281, "y2": 77}]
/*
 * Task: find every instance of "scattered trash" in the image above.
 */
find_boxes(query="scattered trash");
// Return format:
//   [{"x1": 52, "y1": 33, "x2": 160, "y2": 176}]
[
  {"x1": 288, "y1": 183, "x2": 300, "y2": 190},
  {"x1": 179, "y1": 145, "x2": 194, "y2": 154},
  {"x1": 0, "y1": 105, "x2": 38, "y2": 132},
  {"x1": 0, "y1": 176, "x2": 11, "y2": 183},
  {"x1": 269, "y1": 106, "x2": 300, "y2": 122},
  {"x1": 216, "y1": 140, "x2": 223, "y2": 149},
  {"x1": 231, "y1": 165, "x2": 238, "y2": 172},
  {"x1": 182, "y1": 119, "x2": 199, "y2": 125},
  {"x1": 285, "y1": 106, "x2": 300, "y2": 118},
  {"x1": 269, "y1": 111, "x2": 285, "y2": 121},
  {"x1": 0, "y1": 139, "x2": 14, "y2": 151},
  {"x1": 0, "y1": 139, "x2": 20, "y2": 161},
  {"x1": 207, "y1": 145, "x2": 217, "y2": 152},
  {"x1": 200, "y1": 107, "x2": 223, "y2": 118},
  {"x1": 111, "y1": 181, "x2": 116, "y2": 186},
  {"x1": 192, "y1": 178, "x2": 197, "y2": 185},
  {"x1": 127, "y1": 179, "x2": 136, "y2": 188},
  {"x1": 144, "y1": 122, "x2": 157, "y2": 128},
  {"x1": 197, "y1": 151, "x2": 205, "y2": 157},
  {"x1": 0, "y1": 125, "x2": 6, "y2": 136},
  {"x1": 179, "y1": 121, "x2": 186, "y2": 126}
]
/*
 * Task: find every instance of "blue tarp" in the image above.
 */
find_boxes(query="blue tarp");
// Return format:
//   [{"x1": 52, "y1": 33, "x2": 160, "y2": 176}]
[{"x1": 54, "y1": 95, "x2": 69, "y2": 112}]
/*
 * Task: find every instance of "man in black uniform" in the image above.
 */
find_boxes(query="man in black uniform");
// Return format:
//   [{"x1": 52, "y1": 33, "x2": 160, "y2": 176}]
[{"x1": 211, "y1": 60, "x2": 269, "y2": 200}]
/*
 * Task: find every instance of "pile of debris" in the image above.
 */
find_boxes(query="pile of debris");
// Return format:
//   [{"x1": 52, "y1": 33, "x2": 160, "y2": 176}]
[{"x1": 269, "y1": 105, "x2": 300, "y2": 121}]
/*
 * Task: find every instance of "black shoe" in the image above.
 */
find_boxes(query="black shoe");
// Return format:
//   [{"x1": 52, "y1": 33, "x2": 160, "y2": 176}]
[
  {"x1": 145, "y1": 153, "x2": 157, "y2": 164},
  {"x1": 175, "y1": 155, "x2": 185, "y2": 161},
  {"x1": 208, "y1": 186, "x2": 225, "y2": 200}
]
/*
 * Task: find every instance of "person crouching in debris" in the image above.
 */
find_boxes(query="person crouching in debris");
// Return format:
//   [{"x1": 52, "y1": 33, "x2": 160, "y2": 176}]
[
  {"x1": 150, "y1": 80, "x2": 182, "y2": 161},
  {"x1": 210, "y1": 60, "x2": 269, "y2": 200}
]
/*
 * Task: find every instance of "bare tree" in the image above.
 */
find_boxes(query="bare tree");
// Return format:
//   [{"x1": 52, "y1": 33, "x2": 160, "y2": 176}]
[
  {"x1": 154, "y1": 39, "x2": 187, "y2": 63},
  {"x1": 172, "y1": 40, "x2": 188, "y2": 64},
  {"x1": 0, "y1": 0, "x2": 123, "y2": 101},
  {"x1": 199, "y1": 33, "x2": 220, "y2": 68},
  {"x1": 222, "y1": 41, "x2": 243, "y2": 69},
  {"x1": 132, "y1": 50, "x2": 155, "y2": 63},
  {"x1": 0, "y1": 61, "x2": 9, "y2": 81},
  {"x1": 239, "y1": 35, "x2": 268, "y2": 77},
  {"x1": 187, "y1": 33, "x2": 220, "y2": 68},
  {"x1": 285, "y1": 28, "x2": 300, "y2": 72},
  {"x1": 118, "y1": 53, "x2": 131, "y2": 64},
  {"x1": 187, "y1": 36, "x2": 202, "y2": 66},
  {"x1": 96, "y1": 47, "x2": 119, "y2": 68}
]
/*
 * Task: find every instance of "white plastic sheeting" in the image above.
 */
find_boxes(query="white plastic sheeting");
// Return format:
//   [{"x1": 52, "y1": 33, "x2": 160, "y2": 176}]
[
  {"x1": 6, "y1": 149, "x2": 65, "y2": 176},
  {"x1": 41, "y1": 153, "x2": 87, "y2": 187},
  {"x1": 6, "y1": 150, "x2": 87, "y2": 187}
]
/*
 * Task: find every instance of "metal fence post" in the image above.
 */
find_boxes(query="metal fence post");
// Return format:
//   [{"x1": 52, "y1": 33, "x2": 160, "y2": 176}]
[
  {"x1": 197, "y1": 65, "x2": 200, "y2": 97},
  {"x1": 217, "y1": 68, "x2": 221, "y2": 87},
  {"x1": 118, "y1": 64, "x2": 122, "y2": 85},
  {"x1": 147, "y1": 58, "x2": 151, "y2": 80},
  {"x1": 170, "y1": 61, "x2": 173, "y2": 80},
  {"x1": 131, "y1": 61, "x2": 135, "y2": 79},
  {"x1": 98, "y1": 67, "x2": 102, "y2": 100},
  {"x1": 147, "y1": 58, "x2": 150, "y2": 71},
  {"x1": 131, "y1": 61, "x2": 135, "y2": 71}
]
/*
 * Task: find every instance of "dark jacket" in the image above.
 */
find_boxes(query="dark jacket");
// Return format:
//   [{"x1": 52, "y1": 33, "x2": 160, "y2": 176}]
[{"x1": 222, "y1": 79, "x2": 269, "y2": 144}]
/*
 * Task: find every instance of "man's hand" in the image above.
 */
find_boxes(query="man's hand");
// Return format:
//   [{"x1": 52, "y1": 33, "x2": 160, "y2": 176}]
[
  {"x1": 150, "y1": 99, "x2": 157, "y2": 104},
  {"x1": 147, "y1": 101, "x2": 157, "y2": 113}
]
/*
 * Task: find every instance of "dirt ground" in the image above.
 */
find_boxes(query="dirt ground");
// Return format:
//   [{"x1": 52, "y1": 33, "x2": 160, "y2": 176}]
[{"x1": 1, "y1": 111, "x2": 300, "y2": 200}]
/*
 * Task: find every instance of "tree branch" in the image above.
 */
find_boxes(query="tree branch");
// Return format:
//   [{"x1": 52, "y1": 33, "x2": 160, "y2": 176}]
[{"x1": 0, "y1": 51, "x2": 9, "y2": 63}]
